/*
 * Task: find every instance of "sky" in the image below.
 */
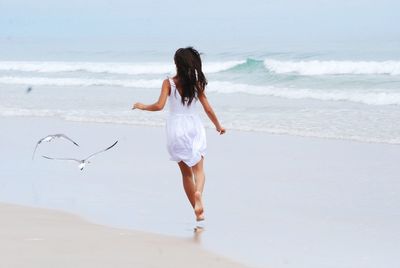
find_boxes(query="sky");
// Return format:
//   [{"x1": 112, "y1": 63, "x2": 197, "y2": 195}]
[{"x1": 0, "y1": 0, "x2": 399, "y2": 57}]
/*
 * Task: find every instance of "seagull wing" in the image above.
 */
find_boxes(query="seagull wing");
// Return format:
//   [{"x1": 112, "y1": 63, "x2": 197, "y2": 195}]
[
  {"x1": 42, "y1": 155, "x2": 81, "y2": 163},
  {"x1": 55, "y1": 134, "x2": 79, "y2": 146},
  {"x1": 85, "y1": 140, "x2": 118, "y2": 160},
  {"x1": 32, "y1": 142, "x2": 40, "y2": 160},
  {"x1": 32, "y1": 136, "x2": 48, "y2": 160}
]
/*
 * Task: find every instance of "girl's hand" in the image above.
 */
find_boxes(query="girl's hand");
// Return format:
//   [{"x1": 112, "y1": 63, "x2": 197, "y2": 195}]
[
  {"x1": 133, "y1": 103, "x2": 146, "y2": 110},
  {"x1": 217, "y1": 126, "x2": 226, "y2": 135}
]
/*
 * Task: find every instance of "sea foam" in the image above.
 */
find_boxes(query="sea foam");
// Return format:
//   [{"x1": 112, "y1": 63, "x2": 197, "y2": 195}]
[
  {"x1": 0, "y1": 76, "x2": 162, "y2": 88},
  {"x1": 264, "y1": 59, "x2": 400, "y2": 75},
  {"x1": 1, "y1": 76, "x2": 399, "y2": 106},
  {"x1": 208, "y1": 81, "x2": 400, "y2": 106},
  {"x1": 0, "y1": 60, "x2": 245, "y2": 75}
]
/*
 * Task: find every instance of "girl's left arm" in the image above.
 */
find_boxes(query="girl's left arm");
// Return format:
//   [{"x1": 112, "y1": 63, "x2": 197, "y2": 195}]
[{"x1": 133, "y1": 79, "x2": 170, "y2": 111}]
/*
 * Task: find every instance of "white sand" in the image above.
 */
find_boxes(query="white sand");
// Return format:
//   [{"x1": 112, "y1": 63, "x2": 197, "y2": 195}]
[
  {"x1": 1, "y1": 116, "x2": 399, "y2": 268},
  {"x1": 0, "y1": 202, "x2": 247, "y2": 268}
]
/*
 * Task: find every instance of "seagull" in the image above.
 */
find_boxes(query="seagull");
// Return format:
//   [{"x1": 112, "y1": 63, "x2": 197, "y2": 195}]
[
  {"x1": 32, "y1": 134, "x2": 79, "y2": 160},
  {"x1": 42, "y1": 140, "x2": 118, "y2": 171},
  {"x1": 26, "y1": 86, "x2": 33, "y2": 94}
]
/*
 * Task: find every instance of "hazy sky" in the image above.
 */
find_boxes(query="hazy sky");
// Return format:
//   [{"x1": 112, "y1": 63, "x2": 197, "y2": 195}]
[
  {"x1": 1, "y1": 0, "x2": 399, "y2": 39},
  {"x1": 0, "y1": 0, "x2": 399, "y2": 57}
]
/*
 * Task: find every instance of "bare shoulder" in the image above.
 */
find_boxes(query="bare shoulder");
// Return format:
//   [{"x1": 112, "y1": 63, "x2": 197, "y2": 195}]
[
  {"x1": 161, "y1": 78, "x2": 171, "y2": 95},
  {"x1": 198, "y1": 89, "x2": 207, "y2": 100},
  {"x1": 162, "y1": 78, "x2": 170, "y2": 87}
]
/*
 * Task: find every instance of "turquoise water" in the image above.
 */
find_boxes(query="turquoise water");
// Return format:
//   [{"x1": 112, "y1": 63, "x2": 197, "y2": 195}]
[{"x1": 1, "y1": 40, "x2": 400, "y2": 144}]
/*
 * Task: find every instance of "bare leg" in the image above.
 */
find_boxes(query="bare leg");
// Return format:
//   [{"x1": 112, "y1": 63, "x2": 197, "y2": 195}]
[
  {"x1": 178, "y1": 161, "x2": 196, "y2": 208},
  {"x1": 192, "y1": 157, "x2": 205, "y2": 221}
]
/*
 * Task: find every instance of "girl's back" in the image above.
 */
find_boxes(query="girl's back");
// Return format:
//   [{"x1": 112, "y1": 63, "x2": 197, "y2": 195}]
[{"x1": 168, "y1": 77, "x2": 199, "y2": 115}]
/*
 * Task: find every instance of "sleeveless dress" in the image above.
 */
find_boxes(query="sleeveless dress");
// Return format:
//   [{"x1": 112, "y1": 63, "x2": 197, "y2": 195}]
[{"x1": 166, "y1": 78, "x2": 206, "y2": 167}]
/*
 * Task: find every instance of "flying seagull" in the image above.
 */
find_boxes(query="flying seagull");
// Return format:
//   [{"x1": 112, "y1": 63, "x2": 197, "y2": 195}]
[
  {"x1": 32, "y1": 134, "x2": 79, "y2": 160},
  {"x1": 26, "y1": 86, "x2": 33, "y2": 94},
  {"x1": 42, "y1": 140, "x2": 118, "y2": 171}
]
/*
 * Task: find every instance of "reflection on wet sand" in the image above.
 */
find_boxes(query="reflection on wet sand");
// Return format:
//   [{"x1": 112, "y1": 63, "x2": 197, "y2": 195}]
[{"x1": 193, "y1": 225, "x2": 205, "y2": 243}]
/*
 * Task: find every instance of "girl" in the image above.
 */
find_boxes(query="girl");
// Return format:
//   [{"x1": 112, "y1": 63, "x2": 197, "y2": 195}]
[{"x1": 133, "y1": 47, "x2": 225, "y2": 222}]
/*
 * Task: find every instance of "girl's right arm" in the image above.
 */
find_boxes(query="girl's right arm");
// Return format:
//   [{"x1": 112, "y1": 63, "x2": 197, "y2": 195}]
[
  {"x1": 198, "y1": 93, "x2": 226, "y2": 134},
  {"x1": 132, "y1": 79, "x2": 170, "y2": 111}
]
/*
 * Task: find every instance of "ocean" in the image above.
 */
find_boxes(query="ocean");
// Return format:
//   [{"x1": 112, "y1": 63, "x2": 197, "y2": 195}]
[{"x1": 1, "y1": 46, "x2": 400, "y2": 144}]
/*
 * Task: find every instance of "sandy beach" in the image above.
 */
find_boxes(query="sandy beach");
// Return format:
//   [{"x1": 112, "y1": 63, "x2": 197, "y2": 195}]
[
  {"x1": 0, "y1": 202, "x2": 247, "y2": 268},
  {"x1": 1, "y1": 116, "x2": 399, "y2": 268}
]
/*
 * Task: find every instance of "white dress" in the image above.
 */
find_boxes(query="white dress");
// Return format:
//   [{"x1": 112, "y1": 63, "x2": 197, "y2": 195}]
[{"x1": 166, "y1": 78, "x2": 206, "y2": 167}]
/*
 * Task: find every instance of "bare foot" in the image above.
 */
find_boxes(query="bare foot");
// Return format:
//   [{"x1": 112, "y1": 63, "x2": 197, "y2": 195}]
[{"x1": 194, "y1": 191, "x2": 204, "y2": 221}]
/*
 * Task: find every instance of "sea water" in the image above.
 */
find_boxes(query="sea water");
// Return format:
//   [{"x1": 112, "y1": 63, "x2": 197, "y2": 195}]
[{"x1": 1, "y1": 45, "x2": 400, "y2": 144}]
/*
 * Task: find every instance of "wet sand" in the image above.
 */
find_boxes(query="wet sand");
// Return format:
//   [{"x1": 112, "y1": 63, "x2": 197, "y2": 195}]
[
  {"x1": 1, "y1": 116, "x2": 399, "y2": 268},
  {"x1": 0, "y1": 203, "x2": 247, "y2": 268}
]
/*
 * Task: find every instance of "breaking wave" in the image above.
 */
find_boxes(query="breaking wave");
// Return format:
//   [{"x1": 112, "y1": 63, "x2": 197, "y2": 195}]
[
  {"x1": 0, "y1": 60, "x2": 245, "y2": 75},
  {"x1": 264, "y1": 59, "x2": 400, "y2": 75}
]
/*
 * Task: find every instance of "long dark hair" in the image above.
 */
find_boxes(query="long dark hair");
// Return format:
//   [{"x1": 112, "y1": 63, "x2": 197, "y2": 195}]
[{"x1": 174, "y1": 47, "x2": 207, "y2": 106}]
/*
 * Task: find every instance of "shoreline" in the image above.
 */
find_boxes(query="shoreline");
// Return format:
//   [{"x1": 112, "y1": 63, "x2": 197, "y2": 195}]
[
  {"x1": 1, "y1": 113, "x2": 399, "y2": 146},
  {"x1": 0, "y1": 202, "x2": 248, "y2": 268},
  {"x1": 1, "y1": 116, "x2": 399, "y2": 268}
]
